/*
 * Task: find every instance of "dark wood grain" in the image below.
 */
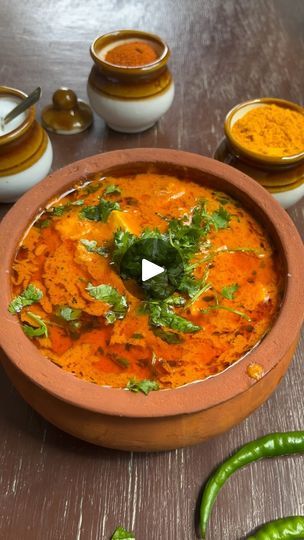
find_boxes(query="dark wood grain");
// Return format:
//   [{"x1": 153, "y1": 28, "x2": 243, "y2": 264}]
[{"x1": 0, "y1": 1, "x2": 303, "y2": 539}]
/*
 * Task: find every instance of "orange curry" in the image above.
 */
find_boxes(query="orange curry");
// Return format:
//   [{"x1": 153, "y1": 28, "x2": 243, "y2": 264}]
[{"x1": 10, "y1": 173, "x2": 283, "y2": 391}]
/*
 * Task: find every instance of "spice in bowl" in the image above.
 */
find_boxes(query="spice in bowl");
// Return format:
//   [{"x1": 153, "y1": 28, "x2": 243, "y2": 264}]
[
  {"x1": 231, "y1": 103, "x2": 304, "y2": 157},
  {"x1": 105, "y1": 40, "x2": 158, "y2": 67},
  {"x1": 215, "y1": 98, "x2": 304, "y2": 208}
]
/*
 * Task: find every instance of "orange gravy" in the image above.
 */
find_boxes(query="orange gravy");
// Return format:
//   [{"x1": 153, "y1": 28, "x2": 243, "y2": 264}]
[{"x1": 10, "y1": 173, "x2": 284, "y2": 389}]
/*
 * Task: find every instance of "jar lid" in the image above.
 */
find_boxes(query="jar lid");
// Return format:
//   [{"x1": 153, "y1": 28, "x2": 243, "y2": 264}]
[{"x1": 41, "y1": 88, "x2": 93, "y2": 135}]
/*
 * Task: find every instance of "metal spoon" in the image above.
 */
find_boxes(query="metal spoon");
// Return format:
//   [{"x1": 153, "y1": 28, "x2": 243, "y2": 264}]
[{"x1": 0, "y1": 87, "x2": 42, "y2": 131}]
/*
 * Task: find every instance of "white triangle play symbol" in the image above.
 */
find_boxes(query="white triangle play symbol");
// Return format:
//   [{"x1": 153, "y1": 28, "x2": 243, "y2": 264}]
[{"x1": 141, "y1": 258, "x2": 165, "y2": 282}]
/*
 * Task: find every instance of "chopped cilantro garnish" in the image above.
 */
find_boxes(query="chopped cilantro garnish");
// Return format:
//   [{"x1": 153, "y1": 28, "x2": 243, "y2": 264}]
[
  {"x1": 57, "y1": 306, "x2": 82, "y2": 321},
  {"x1": 48, "y1": 199, "x2": 84, "y2": 216},
  {"x1": 141, "y1": 299, "x2": 201, "y2": 333},
  {"x1": 126, "y1": 378, "x2": 159, "y2": 395},
  {"x1": 151, "y1": 327, "x2": 184, "y2": 344},
  {"x1": 80, "y1": 239, "x2": 108, "y2": 257},
  {"x1": 80, "y1": 198, "x2": 120, "y2": 222},
  {"x1": 86, "y1": 283, "x2": 128, "y2": 323},
  {"x1": 22, "y1": 312, "x2": 48, "y2": 338},
  {"x1": 112, "y1": 229, "x2": 136, "y2": 265},
  {"x1": 221, "y1": 283, "x2": 239, "y2": 300},
  {"x1": 168, "y1": 201, "x2": 231, "y2": 260},
  {"x1": 84, "y1": 182, "x2": 101, "y2": 194},
  {"x1": 201, "y1": 305, "x2": 251, "y2": 321},
  {"x1": 211, "y1": 206, "x2": 231, "y2": 230},
  {"x1": 9, "y1": 284, "x2": 43, "y2": 314},
  {"x1": 34, "y1": 219, "x2": 51, "y2": 229},
  {"x1": 104, "y1": 184, "x2": 121, "y2": 196}
]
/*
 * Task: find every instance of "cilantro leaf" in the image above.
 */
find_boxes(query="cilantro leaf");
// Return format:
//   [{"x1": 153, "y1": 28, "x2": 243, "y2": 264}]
[
  {"x1": 80, "y1": 198, "x2": 120, "y2": 222},
  {"x1": 178, "y1": 273, "x2": 204, "y2": 298},
  {"x1": 164, "y1": 295, "x2": 186, "y2": 306},
  {"x1": 151, "y1": 327, "x2": 184, "y2": 344},
  {"x1": 48, "y1": 200, "x2": 84, "y2": 216},
  {"x1": 80, "y1": 239, "x2": 108, "y2": 257},
  {"x1": 104, "y1": 184, "x2": 121, "y2": 196},
  {"x1": 84, "y1": 182, "x2": 101, "y2": 194},
  {"x1": 86, "y1": 283, "x2": 128, "y2": 323},
  {"x1": 201, "y1": 305, "x2": 251, "y2": 321},
  {"x1": 112, "y1": 229, "x2": 136, "y2": 265},
  {"x1": 111, "y1": 526, "x2": 135, "y2": 540},
  {"x1": 9, "y1": 284, "x2": 43, "y2": 314},
  {"x1": 34, "y1": 218, "x2": 51, "y2": 229},
  {"x1": 140, "y1": 228, "x2": 163, "y2": 240},
  {"x1": 211, "y1": 206, "x2": 231, "y2": 230},
  {"x1": 142, "y1": 301, "x2": 201, "y2": 333},
  {"x1": 22, "y1": 312, "x2": 48, "y2": 338},
  {"x1": 168, "y1": 216, "x2": 202, "y2": 259},
  {"x1": 221, "y1": 283, "x2": 239, "y2": 300},
  {"x1": 126, "y1": 378, "x2": 159, "y2": 395},
  {"x1": 57, "y1": 306, "x2": 82, "y2": 321},
  {"x1": 167, "y1": 201, "x2": 230, "y2": 260}
]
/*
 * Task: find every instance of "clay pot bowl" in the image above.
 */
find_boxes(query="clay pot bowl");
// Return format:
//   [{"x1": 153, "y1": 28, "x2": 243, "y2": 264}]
[{"x1": 0, "y1": 149, "x2": 303, "y2": 452}]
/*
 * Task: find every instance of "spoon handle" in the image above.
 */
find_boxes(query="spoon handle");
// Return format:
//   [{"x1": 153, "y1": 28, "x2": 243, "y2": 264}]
[{"x1": 3, "y1": 87, "x2": 42, "y2": 127}]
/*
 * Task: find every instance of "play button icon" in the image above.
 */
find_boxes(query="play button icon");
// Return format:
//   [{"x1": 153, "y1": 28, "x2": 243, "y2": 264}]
[
  {"x1": 142, "y1": 259, "x2": 164, "y2": 282},
  {"x1": 119, "y1": 237, "x2": 184, "y2": 300}
]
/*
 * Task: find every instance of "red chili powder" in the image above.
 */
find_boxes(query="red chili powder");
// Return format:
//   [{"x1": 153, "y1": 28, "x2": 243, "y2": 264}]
[{"x1": 105, "y1": 41, "x2": 158, "y2": 67}]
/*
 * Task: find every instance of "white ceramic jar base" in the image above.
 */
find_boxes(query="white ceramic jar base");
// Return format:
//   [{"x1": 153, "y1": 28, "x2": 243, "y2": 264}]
[
  {"x1": 87, "y1": 82, "x2": 174, "y2": 134},
  {"x1": 271, "y1": 182, "x2": 304, "y2": 209},
  {"x1": 0, "y1": 137, "x2": 53, "y2": 203}
]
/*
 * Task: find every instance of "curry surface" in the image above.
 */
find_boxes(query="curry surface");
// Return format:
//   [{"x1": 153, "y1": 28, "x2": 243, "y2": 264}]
[{"x1": 11, "y1": 173, "x2": 283, "y2": 389}]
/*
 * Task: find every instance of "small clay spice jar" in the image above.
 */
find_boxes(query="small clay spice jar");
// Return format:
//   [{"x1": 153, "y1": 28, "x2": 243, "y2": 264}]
[
  {"x1": 87, "y1": 30, "x2": 174, "y2": 133},
  {"x1": 0, "y1": 86, "x2": 53, "y2": 203},
  {"x1": 215, "y1": 98, "x2": 304, "y2": 208}
]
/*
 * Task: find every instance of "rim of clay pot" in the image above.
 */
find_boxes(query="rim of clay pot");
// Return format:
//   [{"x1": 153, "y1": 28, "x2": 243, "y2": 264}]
[
  {"x1": 225, "y1": 97, "x2": 304, "y2": 166},
  {"x1": 0, "y1": 149, "x2": 303, "y2": 418},
  {"x1": 0, "y1": 86, "x2": 36, "y2": 146},
  {"x1": 90, "y1": 30, "x2": 170, "y2": 75}
]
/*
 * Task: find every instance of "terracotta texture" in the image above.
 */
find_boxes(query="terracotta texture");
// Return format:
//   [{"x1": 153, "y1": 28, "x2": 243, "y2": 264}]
[{"x1": 0, "y1": 149, "x2": 303, "y2": 451}]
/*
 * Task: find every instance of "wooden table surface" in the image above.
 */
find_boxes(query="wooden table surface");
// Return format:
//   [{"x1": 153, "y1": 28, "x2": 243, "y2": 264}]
[{"x1": 0, "y1": 1, "x2": 303, "y2": 539}]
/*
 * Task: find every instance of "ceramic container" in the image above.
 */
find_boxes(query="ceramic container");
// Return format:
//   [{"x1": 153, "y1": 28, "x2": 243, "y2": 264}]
[
  {"x1": 215, "y1": 98, "x2": 304, "y2": 209},
  {"x1": 0, "y1": 149, "x2": 303, "y2": 452},
  {"x1": 87, "y1": 30, "x2": 174, "y2": 133},
  {"x1": 0, "y1": 86, "x2": 53, "y2": 203}
]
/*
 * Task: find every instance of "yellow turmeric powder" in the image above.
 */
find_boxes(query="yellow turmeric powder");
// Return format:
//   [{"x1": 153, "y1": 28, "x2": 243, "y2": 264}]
[{"x1": 231, "y1": 104, "x2": 304, "y2": 157}]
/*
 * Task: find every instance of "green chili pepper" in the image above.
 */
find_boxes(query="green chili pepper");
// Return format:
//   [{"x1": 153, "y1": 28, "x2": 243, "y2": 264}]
[
  {"x1": 247, "y1": 515, "x2": 304, "y2": 539},
  {"x1": 199, "y1": 431, "x2": 304, "y2": 538}
]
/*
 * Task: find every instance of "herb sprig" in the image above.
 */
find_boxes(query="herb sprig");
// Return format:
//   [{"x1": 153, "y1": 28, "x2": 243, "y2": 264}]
[
  {"x1": 80, "y1": 198, "x2": 120, "y2": 222},
  {"x1": 80, "y1": 239, "x2": 108, "y2": 257},
  {"x1": 9, "y1": 284, "x2": 43, "y2": 314},
  {"x1": 22, "y1": 312, "x2": 48, "y2": 338},
  {"x1": 126, "y1": 378, "x2": 159, "y2": 395},
  {"x1": 48, "y1": 199, "x2": 84, "y2": 216},
  {"x1": 86, "y1": 283, "x2": 128, "y2": 324},
  {"x1": 221, "y1": 283, "x2": 239, "y2": 300},
  {"x1": 141, "y1": 297, "x2": 201, "y2": 334},
  {"x1": 104, "y1": 184, "x2": 121, "y2": 196}
]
